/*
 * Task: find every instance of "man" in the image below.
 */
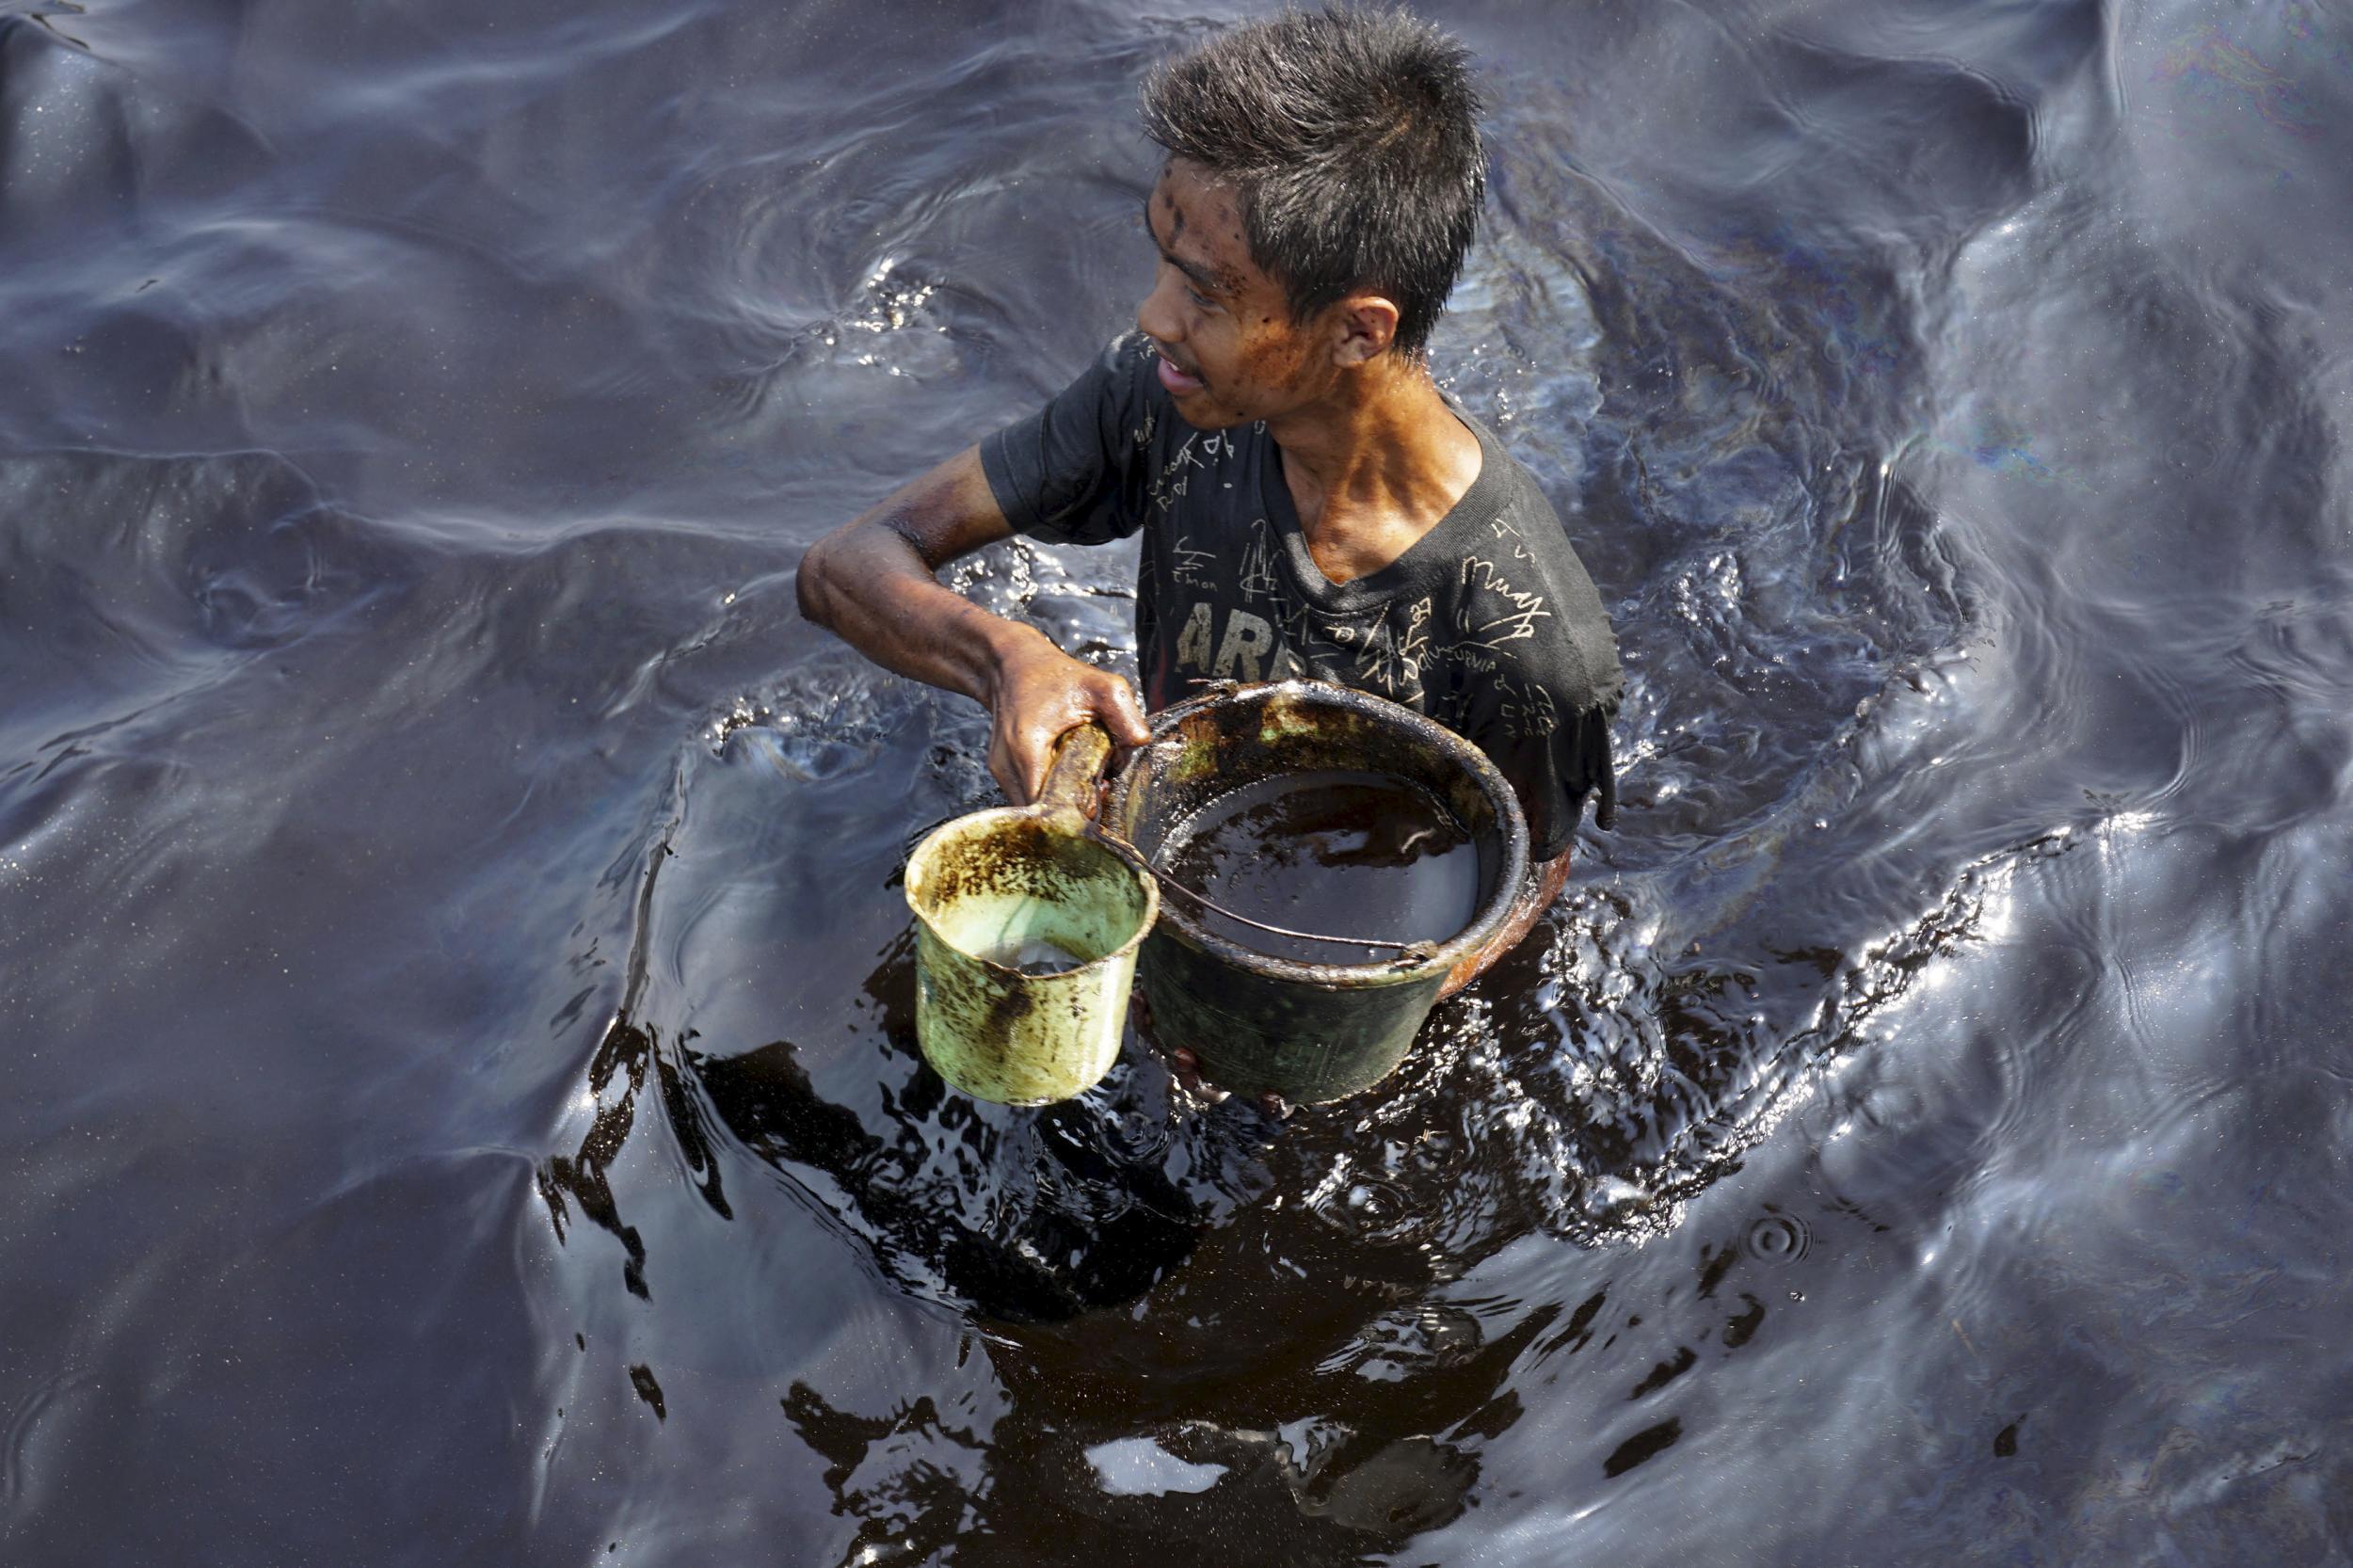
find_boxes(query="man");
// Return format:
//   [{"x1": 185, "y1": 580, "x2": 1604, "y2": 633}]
[{"x1": 799, "y1": 6, "x2": 1620, "y2": 995}]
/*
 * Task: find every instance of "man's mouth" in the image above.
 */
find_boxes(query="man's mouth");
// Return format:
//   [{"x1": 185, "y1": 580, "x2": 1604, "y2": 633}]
[{"x1": 1155, "y1": 353, "x2": 1205, "y2": 395}]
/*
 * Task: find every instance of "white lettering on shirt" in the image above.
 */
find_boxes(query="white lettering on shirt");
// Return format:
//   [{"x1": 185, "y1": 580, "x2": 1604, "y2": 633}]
[
  {"x1": 1238, "y1": 518, "x2": 1277, "y2": 601},
  {"x1": 1459, "y1": 557, "x2": 1553, "y2": 648},
  {"x1": 1169, "y1": 534, "x2": 1216, "y2": 589},
  {"x1": 1212, "y1": 610, "x2": 1274, "y2": 680},
  {"x1": 1175, "y1": 600, "x2": 1214, "y2": 670}
]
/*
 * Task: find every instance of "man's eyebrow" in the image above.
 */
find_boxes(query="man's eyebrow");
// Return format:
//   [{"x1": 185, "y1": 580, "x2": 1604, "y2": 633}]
[{"x1": 1141, "y1": 191, "x2": 1225, "y2": 296}]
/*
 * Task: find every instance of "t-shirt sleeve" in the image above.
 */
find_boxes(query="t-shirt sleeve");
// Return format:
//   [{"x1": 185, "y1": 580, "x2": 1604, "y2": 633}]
[
  {"x1": 1452, "y1": 656, "x2": 1620, "y2": 861},
  {"x1": 979, "y1": 333, "x2": 1162, "y2": 547}
]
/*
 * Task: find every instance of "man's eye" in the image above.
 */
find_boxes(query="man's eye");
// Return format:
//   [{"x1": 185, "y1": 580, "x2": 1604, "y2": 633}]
[{"x1": 1186, "y1": 286, "x2": 1215, "y2": 310}]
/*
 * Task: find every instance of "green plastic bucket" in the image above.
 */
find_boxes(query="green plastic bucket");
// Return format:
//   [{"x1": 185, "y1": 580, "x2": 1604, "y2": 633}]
[{"x1": 905, "y1": 727, "x2": 1159, "y2": 1105}]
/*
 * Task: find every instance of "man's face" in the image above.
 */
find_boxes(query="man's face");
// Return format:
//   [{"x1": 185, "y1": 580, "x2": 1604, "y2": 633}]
[{"x1": 1136, "y1": 158, "x2": 1335, "y2": 430}]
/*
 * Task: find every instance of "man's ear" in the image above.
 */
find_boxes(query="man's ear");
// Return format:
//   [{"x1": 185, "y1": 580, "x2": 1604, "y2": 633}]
[{"x1": 1329, "y1": 294, "x2": 1401, "y2": 366}]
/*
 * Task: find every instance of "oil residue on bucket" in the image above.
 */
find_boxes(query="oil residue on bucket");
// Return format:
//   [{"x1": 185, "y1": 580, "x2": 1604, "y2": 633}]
[{"x1": 1157, "y1": 770, "x2": 1481, "y2": 966}]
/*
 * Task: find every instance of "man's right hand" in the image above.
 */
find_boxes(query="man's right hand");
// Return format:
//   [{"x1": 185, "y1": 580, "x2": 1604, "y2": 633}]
[{"x1": 983, "y1": 631, "x2": 1153, "y2": 806}]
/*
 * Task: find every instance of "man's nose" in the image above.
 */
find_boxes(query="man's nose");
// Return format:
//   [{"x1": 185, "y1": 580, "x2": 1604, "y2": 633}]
[{"x1": 1136, "y1": 267, "x2": 1183, "y2": 349}]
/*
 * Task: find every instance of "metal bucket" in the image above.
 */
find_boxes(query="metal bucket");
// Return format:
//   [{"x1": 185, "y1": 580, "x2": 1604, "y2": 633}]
[
  {"x1": 1103, "y1": 681, "x2": 1529, "y2": 1104},
  {"x1": 905, "y1": 728, "x2": 1159, "y2": 1106}
]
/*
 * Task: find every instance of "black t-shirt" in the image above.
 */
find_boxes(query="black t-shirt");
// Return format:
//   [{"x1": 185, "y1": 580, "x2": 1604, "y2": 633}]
[{"x1": 980, "y1": 333, "x2": 1622, "y2": 858}]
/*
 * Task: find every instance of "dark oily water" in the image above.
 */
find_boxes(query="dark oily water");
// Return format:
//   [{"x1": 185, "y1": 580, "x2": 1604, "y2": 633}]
[
  {"x1": 5, "y1": 1, "x2": 2353, "y2": 1565},
  {"x1": 1159, "y1": 770, "x2": 1481, "y2": 965}
]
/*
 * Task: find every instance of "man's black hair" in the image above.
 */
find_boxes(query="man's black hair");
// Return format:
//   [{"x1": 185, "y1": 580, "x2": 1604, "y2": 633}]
[{"x1": 1139, "y1": 5, "x2": 1487, "y2": 359}]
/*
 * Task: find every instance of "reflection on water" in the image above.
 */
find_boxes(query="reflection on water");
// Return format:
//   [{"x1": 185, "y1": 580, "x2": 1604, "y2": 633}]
[{"x1": 6, "y1": 0, "x2": 2353, "y2": 1563}]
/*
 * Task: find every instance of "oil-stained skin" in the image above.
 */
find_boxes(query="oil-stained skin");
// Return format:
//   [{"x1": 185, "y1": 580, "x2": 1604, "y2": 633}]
[
  {"x1": 1139, "y1": 160, "x2": 1338, "y2": 434},
  {"x1": 1140, "y1": 158, "x2": 1481, "y2": 589}
]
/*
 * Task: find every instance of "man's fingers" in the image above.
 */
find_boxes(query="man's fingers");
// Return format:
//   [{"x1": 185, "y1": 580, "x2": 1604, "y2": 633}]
[
  {"x1": 1096, "y1": 678, "x2": 1154, "y2": 749},
  {"x1": 987, "y1": 749, "x2": 1028, "y2": 806},
  {"x1": 1014, "y1": 731, "x2": 1055, "y2": 804},
  {"x1": 986, "y1": 722, "x2": 1043, "y2": 806},
  {"x1": 986, "y1": 651, "x2": 1147, "y2": 805}
]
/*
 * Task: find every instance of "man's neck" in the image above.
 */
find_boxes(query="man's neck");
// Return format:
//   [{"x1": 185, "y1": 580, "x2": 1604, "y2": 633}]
[{"x1": 1265, "y1": 359, "x2": 1483, "y2": 586}]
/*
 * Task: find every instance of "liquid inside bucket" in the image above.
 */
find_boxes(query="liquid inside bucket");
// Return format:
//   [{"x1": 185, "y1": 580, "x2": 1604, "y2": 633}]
[
  {"x1": 916, "y1": 827, "x2": 1143, "y2": 973},
  {"x1": 1158, "y1": 769, "x2": 1481, "y2": 966},
  {"x1": 942, "y1": 913, "x2": 1105, "y2": 973},
  {"x1": 1102, "y1": 680, "x2": 1529, "y2": 1103},
  {"x1": 985, "y1": 937, "x2": 1088, "y2": 976}
]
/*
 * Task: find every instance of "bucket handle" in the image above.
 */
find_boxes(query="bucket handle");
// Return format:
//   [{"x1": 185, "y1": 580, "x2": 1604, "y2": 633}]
[
  {"x1": 1037, "y1": 723, "x2": 1113, "y2": 819},
  {"x1": 1041, "y1": 719, "x2": 1433, "y2": 959}
]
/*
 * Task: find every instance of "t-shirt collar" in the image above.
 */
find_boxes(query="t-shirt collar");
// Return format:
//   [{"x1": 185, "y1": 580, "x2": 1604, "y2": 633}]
[{"x1": 1258, "y1": 406, "x2": 1506, "y2": 612}]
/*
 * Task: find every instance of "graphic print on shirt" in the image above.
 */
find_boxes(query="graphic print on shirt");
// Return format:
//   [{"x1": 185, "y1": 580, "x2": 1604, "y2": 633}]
[
  {"x1": 1168, "y1": 533, "x2": 1217, "y2": 590},
  {"x1": 1269, "y1": 594, "x2": 1347, "y2": 686},
  {"x1": 1172, "y1": 598, "x2": 1280, "y2": 678},
  {"x1": 1275, "y1": 593, "x2": 1324, "y2": 658},
  {"x1": 1213, "y1": 610, "x2": 1275, "y2": 680},
  {"x1": 1173, "y1": 601, "x2": 1212, "y2": 672},
  {"x1": 1497, "y1": 670, "x2": 1561, "y2": 738},
  {"x1": 1336, "y1": 596, "x2": 1433, "y2": 703},
  {"x1": 1147, "y1": 432, "x2": 1213, "y2": 517},
  {"x1": 1172, "y1": 601, "x2": 1277, "y2": 681},
  {"x1": 1458, "y1": 556, "x2": 1554, "y2": 649},
  {"x1": 1237, "y1": 517, "x2": 1279, "y2": 602}
]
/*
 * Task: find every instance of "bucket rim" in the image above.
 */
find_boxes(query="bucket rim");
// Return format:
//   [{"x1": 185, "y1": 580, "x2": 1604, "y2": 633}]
[
  {"x1": 1108, "y1": 679, "x2": 1530, "y2": 989},
  {"x1": 903, "y1": 805, "x2": 1162, "y2": 977}
]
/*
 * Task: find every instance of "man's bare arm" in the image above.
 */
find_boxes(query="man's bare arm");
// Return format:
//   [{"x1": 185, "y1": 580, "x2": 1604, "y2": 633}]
[{"x1": 796, "y1": 446, "x2": 1150, "y2": 802}]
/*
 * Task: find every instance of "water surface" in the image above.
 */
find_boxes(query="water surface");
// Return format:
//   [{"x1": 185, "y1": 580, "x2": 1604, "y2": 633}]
[{"x1": 4, "y1": 1, "x2": 2352, "y2": 1563}]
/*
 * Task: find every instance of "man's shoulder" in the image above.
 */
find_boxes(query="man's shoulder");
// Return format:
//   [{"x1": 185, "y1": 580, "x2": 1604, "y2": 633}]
[
  {"x1": 985, "y1": 331, "x2": 1229, "y2": 543},
  {"x1": 1413, "y1": 422, "x2": 1621, "y2": 701},
  {"x1": 1421, "y1": 426, "x2": 1601, "y2": 602},
  {"x1": 1081, "y1": 331, "x2": 1172, "y2": 443}
]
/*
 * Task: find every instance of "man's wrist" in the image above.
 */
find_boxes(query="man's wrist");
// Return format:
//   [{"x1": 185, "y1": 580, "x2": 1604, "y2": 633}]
[{"x1": 973, "y1": 616, "x2": 1055, "y2": 712}]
